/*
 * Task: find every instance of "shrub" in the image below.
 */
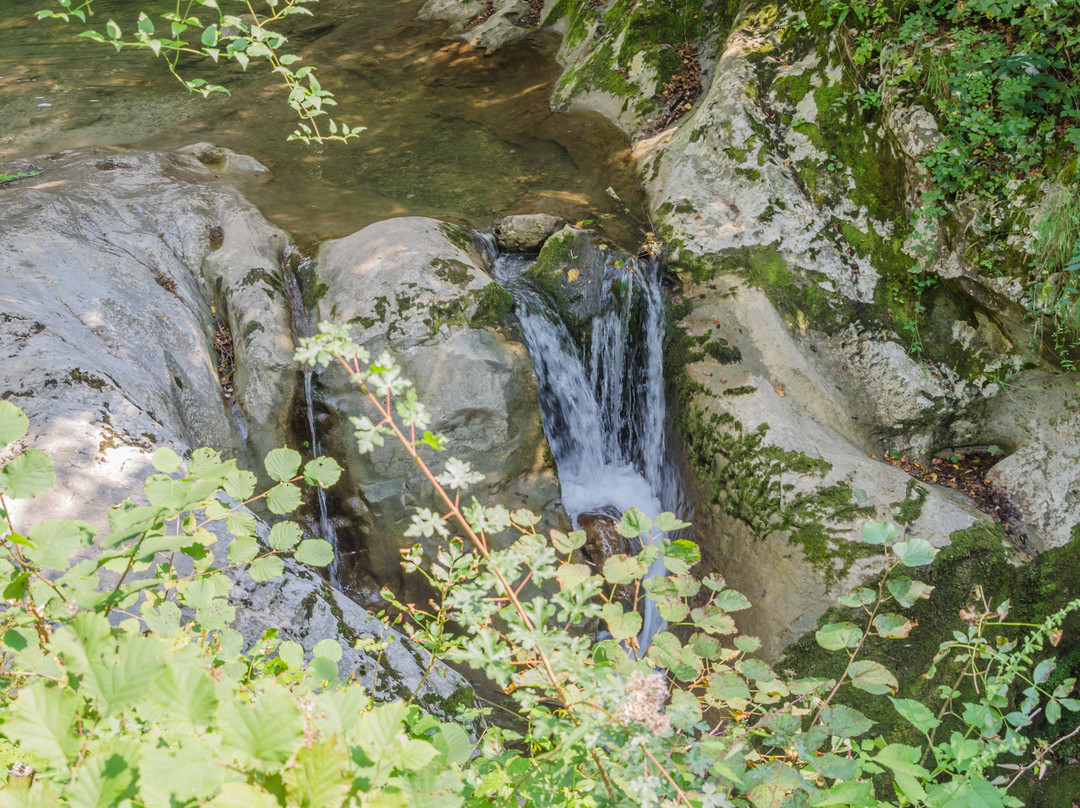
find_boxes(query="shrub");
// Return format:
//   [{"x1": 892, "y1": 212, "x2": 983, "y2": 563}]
[{"x1": 0, "y1": 330, "x2": 1078, "y2": 806}]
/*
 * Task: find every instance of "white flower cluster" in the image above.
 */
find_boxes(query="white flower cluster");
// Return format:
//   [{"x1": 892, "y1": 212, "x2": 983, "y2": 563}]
[{"x1": 618, "y1": 670, "x2": 671, "y2": 736}]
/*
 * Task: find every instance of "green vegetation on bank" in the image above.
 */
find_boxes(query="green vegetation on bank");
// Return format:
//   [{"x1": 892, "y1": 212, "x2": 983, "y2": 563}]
[
  {"x1": 806, "y1": 0, "x2": 1080, "y2": 363},
  {"x1": 3, "y1": 334, "x2": 1080, "y2": 806}
]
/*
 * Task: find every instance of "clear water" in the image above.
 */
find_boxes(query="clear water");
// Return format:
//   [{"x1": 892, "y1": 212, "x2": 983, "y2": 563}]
[
  {"x1": 492, "y1": 251, "x2": 682, "y2": 652},
  {"x1": 0, "y1": 0, "x2": 646, "y2": 245}
]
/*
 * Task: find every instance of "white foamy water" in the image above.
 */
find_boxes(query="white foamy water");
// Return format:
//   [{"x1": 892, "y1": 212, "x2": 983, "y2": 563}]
[{"x1": 492, "y1": 250, "x2": 681, "y2": 653}]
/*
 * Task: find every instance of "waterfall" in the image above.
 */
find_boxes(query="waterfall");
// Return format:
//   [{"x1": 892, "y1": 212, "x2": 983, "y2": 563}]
[
  {"x1": 491, "y1": 249, "x2": 681, "y2": 654},
  {"x1": 281, "y1": 246, "x2": 342, "y2": 589}
]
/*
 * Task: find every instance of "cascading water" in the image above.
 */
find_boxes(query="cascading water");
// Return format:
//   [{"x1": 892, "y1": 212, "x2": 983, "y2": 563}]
[
  {"x1": 281, "y1": 246, "x2": 342, "y2": 588},
  {"x1": 491, "y1": 248, "x2": 684, "y2": 653}
]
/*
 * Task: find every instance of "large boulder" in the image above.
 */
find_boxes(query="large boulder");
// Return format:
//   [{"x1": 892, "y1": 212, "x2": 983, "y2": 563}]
[
  {"x1": 309, "y1": 217, "x2": 563, "y2": 598},
  {"x1": 674, "y1": 274, "x2": 988, "y2": 658},
  {"x1": 0, "y1": 147, "x2": 471, "y2": 713}
]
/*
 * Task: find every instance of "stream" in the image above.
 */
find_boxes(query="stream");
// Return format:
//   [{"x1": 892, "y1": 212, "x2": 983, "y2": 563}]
[
  {"x1": 2, "y1": 0, "x2": 685, "y2": 650},
  {"x1": 491, "y1": 249, "x2": 685, "y2": 651}
]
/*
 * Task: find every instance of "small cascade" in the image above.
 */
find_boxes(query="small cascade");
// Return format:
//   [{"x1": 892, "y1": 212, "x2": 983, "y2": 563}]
[
  {"x1": 281, "y1": 246, "x2": 342, "y2": 588},
  {"x1": 492, "y1": 247, "x2": 684, "y2": 654}
]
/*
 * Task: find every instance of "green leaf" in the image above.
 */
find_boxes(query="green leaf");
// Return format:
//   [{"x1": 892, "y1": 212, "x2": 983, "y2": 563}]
[
  {"x1": 617, "y1": 507, "x2": 651, "y2": 539},
  {"x1": 0, "y1": 401, "x2": 29, "y2": 446},
  {"x1": 249, "y1": 554, "x2": 284, "y2": 582},
  {"x1": 264, "y1": 447, "x2": 302, "y2": 482},
  {"x1": 81, "y1": 631, "x2": 167, "y2": 716},
  {"x1": 819, "y1": 704, "x2": 874, "y2": 738},
  {"x1": 1034, "y1": 658, "x2": 1056, "y2": 684},
  {"x1": 811, "y1": 781, "x2": 873, "y2": 806},
  {"x1": 653, "y1": 512, "x2": 691, "y2": 532},
  {"x1": 714, "y1": 588, "x2": 751, "y2": 612},
  {"x1": 356, "y1": 701, "x2": 409, "y2": 761},
  {"x1": 295, "y1": 538, "x2": 334, "y2": 567},
  {"x1": 146, "y1": 662, "x2": 219, "y2": 729},
  {"x1": 549, "y1": 528, "x2": 586, "y2": 554},
  {"x1": 838, "y1": 587, "x2": 876, "y2": 608},
  {"x1": 873, "y1": 743, "x2": 929, "y2": 778},
  {"x1": 64, "y1": 738, "x2": 138, "y2": 808},
  {"x1": 201, "y1": 23, "x2": 218, "y2": 46},
  {"x1": 228, "y1": 535, "x2": 260, "y2": 564},
  {"x1": 603, "y1": 554, "x2": 647, "y2": 585},
  {"x1": 303, "y1": 456, "x2": 342, "y2": 488},
  {"x1": 887, "y1": 577, "x2": 934, "y2": 608},
  {"x1": 892, "y1": 538, "x2": 938, "y2": 567},
  {"x1": 748, "y1": 783, "x2": 791, "y2": 808},
  {"x1": 139, "y1": 743, "x2": 226, "y2": 805},
  {"x1": 601, "y1": 602, "x2": 642, "y2": 641},
  {"x1": 222, "y1": 469, "x2": 257, "y2": 500},
  {"x1": 661, "y1": 538, "x2": 700, "y2": 574},
  {"x1": 556, "y1": 563, "x2": 591, "y2": 590},
  {"x1": 266, "y1": 483, "x2": 302, "y2": 514},
  {"x1": 219, "y1": 683, "x2": 304, "y2": 772},
  {"x1": 152, "y1": 447, "x2": 182, "y2": 473},
  {"x1": 279, "y1": 640, "x2": 304, "y2": 668},
  {"x1": 268, "y1": 520, "x2": 302, "y2": 550},
  {"x1": 691, "y1": 604, "x2": 736, "y2": 635},
  {"x1": 4, "y1": 681, "x2": 80, "y2": 767},
  {"x1": 861, "y1": 520, "x2": 899, "y2": 545},
  {"x1": 873, "y1": 613, "x2": 916, "y2": 638},
  {"x1": 313, "y1": 638, "x2": 342, "y2": 662},
  {"x1": 141, "y1": 600, "x2": 182, "y2": 638},
  {"x1": 815, "y1": 622, "x2": 862, "y2": 651},
  {"x1": 284, "y1": 738, "x2": 350, "y2": 808},
  {"x1": 890, "y1": 697, "x2": 941, "y2": 733},
  {"x1": 848, "y1": 660, "x2": 899, "y2": 695},
  {"x1": 0, "y1": 449, "x2": 55, "y2": 499},
  {"x1": 207, "y1": 782, "x2": 281, "y2": 808},
  {"x1": 26, "y1": 519, "x2": 95, "y2": 569}
]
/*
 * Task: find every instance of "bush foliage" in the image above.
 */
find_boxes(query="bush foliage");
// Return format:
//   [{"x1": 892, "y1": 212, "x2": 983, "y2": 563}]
[{"x1": 1, "y1": 330, "x2": 1078, "y2": 806}]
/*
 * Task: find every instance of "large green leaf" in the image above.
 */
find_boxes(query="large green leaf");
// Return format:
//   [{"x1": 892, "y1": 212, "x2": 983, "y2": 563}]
[
  {"x1": 602, "y1": 554, "x2": 647, "y2": 585},
  {"x1": 303, "y1": 456, "x2": 342, "y2": 488},
  {"x1": 81, "y1": 632, "x2": 167, "y2": 716},
  {"x1": 0, "y1": 401, "x2": 29, "y2": 446},
  {"x1": 848, "y1": 660, "x2": 899, "y2": 695},
  {"x1": 151, "y1": 447, "x2": 182, "y2": 474},
  {"x1": 264, "y1": 447, "x2": 302, "y2": 483},
  {"x1": 0, "y1": 449, "x2": 55, "y2": 499},
  {"x1": 601, "y1": 603, "x2": 641, "y2": 642},
  {"x1": 268, "y1": 521, "x2": 302, "y2": 550},
  {"x1": 892, "y1": 538, "x2": 937, "y2": 567},
  {"x1": 266, "y1": 483, "x2": 302, "y2": 515},
  {"x1": 886, "y1": 576, "x2": 934, "y2": 607},
  {"x1": 249, "y1": 554, "x2": 284, "y2": 582},
  {"x1": 139, "y1": 743, "x2": 227, "y2": 804},
  {"x1": 815, "y1": 622, "x2": 862, "y2": 651},
  {"x1": 3, "y1": 681, "x2": 81, "y2": 767},
  {"x1": 295, "y1": 538, "x2": 334, "y2": 567},
  {"x1": 873, "y1": 613, "x2": 916, "y2": 638},
  {"x1": 617, "y1": 507, "x2": 651, "y2": 539},
  {"x1": 356, "y1": 701, "x2": 410, "y2": 762},
  {"x1": 819, "y1": 704, "x2": 873, "y2": 738},
  {"x1": 26, "y1": 519, "x2": 96, "y2": 570},
  {"x1": 145, "y1": 661, "x2": 219, "y2": 729},
  {"x1": 62, "y1": 738, "x2": 139, "y2": 808},
  {"x1": 284, "y1": 738, "x2": 351, "y2": 808},
  {"x1": 227, "y1": 535, "x2": 259, "y2": 564},
  {"x1": 890, "y1": 697, "x2": 941, "y2": 734},
  {"x1": 219, "y1": 683, "x2": 304, "y2": 772}
]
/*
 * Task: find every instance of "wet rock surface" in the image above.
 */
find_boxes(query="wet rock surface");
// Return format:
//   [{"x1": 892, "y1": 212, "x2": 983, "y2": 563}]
[
  {"x1": 0, "y1": 147, "x2": 474, "y2": 711},
  {"x1": 310, "y1": 217, "x2": 564, "y2": 598}
]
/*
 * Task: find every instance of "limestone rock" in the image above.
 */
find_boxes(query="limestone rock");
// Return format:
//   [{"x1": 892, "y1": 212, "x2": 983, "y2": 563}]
[
  {"x1": 955, "y1": 372, "x2": 1080, "y2": 552},
  {"x1": 1, "y1": 147, "x2": 469, "y2": 712},
  {"x1": 494, "y1": 213, "x2": 563, "y2": 252},
  {"x1": 311, "y1": 217, "x2": 563, "y2": 597},
  {"x1": 420, "y1": 0, "x2": 536, "y2": 51},
  {"x1": 675, "y1": 275, "x2": 987, "y2": 658}
]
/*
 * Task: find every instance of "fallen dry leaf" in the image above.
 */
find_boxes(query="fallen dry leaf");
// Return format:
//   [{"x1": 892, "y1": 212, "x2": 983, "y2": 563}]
[
  {"x1": 566, "y1": 268, "x2": 580, "y2": 282},
  {"x1": 774, "y1": 385, "x2": 786, "y2": 397}
]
